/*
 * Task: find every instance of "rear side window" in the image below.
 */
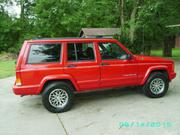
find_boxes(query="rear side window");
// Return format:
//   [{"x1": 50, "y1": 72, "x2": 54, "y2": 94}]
[
  {"x1": 67, "y1": 43, "x2": 95, "y2": 61},
  {"x1": 27, "y1": 44, "x2": 61, "y2": 64}
]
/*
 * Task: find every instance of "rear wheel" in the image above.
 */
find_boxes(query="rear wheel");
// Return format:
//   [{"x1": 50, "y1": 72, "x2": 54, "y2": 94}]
[
  {"x1": 42, "y1": 82, "x2": 74, "y2": 113},
  {"x1": 143, "y1": 72, "x2": 169, "y2": 98}
]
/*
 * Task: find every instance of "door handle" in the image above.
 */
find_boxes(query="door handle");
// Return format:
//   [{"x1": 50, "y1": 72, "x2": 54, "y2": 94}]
[
  {"x1": 101, "y1": 63, "x2": 110, "y2": 66},
  {"x1": 66, "y1": 64, "x2": 76, "y2": 68}
]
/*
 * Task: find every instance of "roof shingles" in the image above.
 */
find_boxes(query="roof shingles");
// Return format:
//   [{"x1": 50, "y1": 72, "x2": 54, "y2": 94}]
[{"x1": 80, "y1": 28, "x2": 120, "y2": 36}]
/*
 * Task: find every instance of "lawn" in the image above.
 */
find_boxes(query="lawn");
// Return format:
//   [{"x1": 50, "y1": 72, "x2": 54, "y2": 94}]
[
  {"x1": 151, "y1": 48, "x2": 180, "y2": 57},
  {"x1": 0, "y1": 60, "x2": 16, "y2": 79}
]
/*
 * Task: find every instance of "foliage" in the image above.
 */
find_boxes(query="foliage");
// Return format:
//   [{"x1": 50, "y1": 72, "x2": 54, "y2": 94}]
[
  {"x1": 33, "y1": 0, "x2": 118, "y2": 37},
  {"x1": 0, "y1": 11, "x2": 20, "y2": 53},
  {"x1": 0, "y1": 0, "x2": 179, "y2": 55}
]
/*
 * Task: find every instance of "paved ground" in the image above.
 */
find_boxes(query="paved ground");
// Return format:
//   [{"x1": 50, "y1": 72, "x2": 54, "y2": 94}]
[{"x1": 0, "y1": 60, "x2": 180, "y2": 135}]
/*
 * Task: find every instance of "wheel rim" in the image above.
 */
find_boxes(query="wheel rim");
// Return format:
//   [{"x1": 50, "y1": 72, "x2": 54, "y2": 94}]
[
  {"x1": 150, "y1": 78, "x2": 165, "y2": 94},
  {"x1": 49, "y1": 89, "x2": 69, "y2": 108}
]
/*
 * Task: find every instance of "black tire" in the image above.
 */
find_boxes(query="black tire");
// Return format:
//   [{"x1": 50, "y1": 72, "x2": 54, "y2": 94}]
[
  {"x1": 42, "y1": 81, "x2": 74, "y2": 113},
  {"x1": 143, "y1": 72, "x2": 169, "y2": 98}
]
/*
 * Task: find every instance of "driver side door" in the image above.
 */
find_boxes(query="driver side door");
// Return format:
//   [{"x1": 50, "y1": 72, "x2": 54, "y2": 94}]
[{"x1": 98, "y1": 42, "x2": 138, "y2": 88}]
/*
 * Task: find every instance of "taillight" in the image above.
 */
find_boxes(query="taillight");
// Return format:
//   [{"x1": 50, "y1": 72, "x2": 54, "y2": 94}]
[
  {"x1": 172, "y1": 62, "x2": 175, "y2": 72},
  {"x1": 15, "y1": 72, "x2": 22, "y2": 86}
]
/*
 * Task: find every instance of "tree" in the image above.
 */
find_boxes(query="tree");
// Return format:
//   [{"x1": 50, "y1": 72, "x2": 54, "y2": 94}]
[
  {"x1": 0, "y1": 0, "x2": 179, "y2": 56},
  {"x1": 0, "y1": 8, "x2": 20, "y2": 52},
  {"x1": 32, "y1": 0, "x2": 118, "y2": 37}
]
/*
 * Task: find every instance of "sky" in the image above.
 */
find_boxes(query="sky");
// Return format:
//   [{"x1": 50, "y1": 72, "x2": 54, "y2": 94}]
[{"x1": 4, "y1": 1, "x2": 21, "y2": 17}]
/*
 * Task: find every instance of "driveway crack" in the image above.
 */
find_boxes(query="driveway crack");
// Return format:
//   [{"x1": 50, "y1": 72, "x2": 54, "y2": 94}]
[{"x1": 57, "y1": 114, "x2": 69, "y2": 135}]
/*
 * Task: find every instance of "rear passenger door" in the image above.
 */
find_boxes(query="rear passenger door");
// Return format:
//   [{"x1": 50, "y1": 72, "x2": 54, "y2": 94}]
[{"x1": 64, "y1": 42, "x2": 100, "y2": 91}]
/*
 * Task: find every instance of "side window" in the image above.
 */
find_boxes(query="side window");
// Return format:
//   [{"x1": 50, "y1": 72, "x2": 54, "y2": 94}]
[
  {"x1": 27, "y1": 44, "x2": 61, "y2": 64},
  {"x1": 67, "y1": 43, "x2": 95, "y2": 61},
  {"x1": 98, "y1": 42, "x2": 127, "y2": 60}
]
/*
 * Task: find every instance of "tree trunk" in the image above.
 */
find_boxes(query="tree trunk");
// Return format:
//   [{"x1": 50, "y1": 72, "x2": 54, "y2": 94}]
[
  {"x1": 20, "y1": 0, "x2": 24, "y2": 19},
  {"x1": 119, "y1": 0, "x2": 124, "y2": 29},
  {"x1": 163, "y1": 36, "x2": 174, "y2": 57},
  {"x1": 144, "y1": 45, "x2": 151, "y2": 56},
  {"x1": 129, "y1": 0, "x2": 139, "y2": 43},
  {"x1": 0, "y1": 5, "x2": 4, "y2": 12},
  {"x1": 163, "y1": 43, "x2": 172, "y2": 57}
]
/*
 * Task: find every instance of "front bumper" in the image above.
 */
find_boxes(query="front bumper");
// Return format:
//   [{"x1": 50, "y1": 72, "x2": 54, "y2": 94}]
[{"x1": 169, "y1": 72, "x2": 176, "y2": 81}]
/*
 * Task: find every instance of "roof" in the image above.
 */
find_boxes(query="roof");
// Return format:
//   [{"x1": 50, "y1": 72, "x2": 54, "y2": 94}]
[
  {"x1": 166, "y1": 24, "x2": 180, "y2": 28},
  {"x1": 32, "y1": 37, "x2": 86, "y2": 40},
  {"x1": 27, "y1": 38, "x2": 117, "y2": 43},
  {"x1": 80, "y1": 28, "x2": 120, "y2": 37}
]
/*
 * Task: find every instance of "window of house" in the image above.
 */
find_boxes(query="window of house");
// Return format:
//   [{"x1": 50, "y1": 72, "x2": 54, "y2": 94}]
[{"x1": 27, "y1": 44, "x2": 61, "y2": 64}]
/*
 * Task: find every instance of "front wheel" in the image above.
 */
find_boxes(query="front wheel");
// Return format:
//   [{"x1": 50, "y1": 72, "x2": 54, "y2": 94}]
[
  {"x1": 42, "y1": 82, "x2": 74, "y2": 113},
  {"x1": 143, "y1": 72, "x2": 169, "y2": 98}
]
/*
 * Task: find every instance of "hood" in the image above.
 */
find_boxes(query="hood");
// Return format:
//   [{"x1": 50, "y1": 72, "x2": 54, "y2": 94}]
[{"x1": 134, "y1": 55, "x2": 173, "y2": 63}]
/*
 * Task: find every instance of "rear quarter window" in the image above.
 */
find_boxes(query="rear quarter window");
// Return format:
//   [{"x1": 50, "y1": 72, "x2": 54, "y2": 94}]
[{"x1": 27, "y1": 44, "x2": 61, "y2": 64}]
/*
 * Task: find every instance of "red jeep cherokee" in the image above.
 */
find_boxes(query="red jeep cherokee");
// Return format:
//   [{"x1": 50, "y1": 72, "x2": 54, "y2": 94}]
[{"x1": 13, "y1": 38, "x2": 176, "y2": 113}]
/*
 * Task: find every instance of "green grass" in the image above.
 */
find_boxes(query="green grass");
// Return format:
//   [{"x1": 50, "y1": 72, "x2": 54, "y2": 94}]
[
  {"x1": 151, "y1": 48, "x2": 180, "y2": 57},
  {"x1": 0, "y1": 60, "x2": 16, "y2": 79}
]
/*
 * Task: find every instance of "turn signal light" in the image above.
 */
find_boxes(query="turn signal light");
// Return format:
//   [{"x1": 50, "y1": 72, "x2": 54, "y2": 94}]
[{"x1": 15, "y1": 78, "x2": 22, "y2": 86}]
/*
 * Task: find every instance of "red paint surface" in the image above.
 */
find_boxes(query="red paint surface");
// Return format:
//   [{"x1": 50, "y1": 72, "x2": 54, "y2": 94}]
[{"x1": 13, "y1": 38, "x2": 176, "y2": 95}]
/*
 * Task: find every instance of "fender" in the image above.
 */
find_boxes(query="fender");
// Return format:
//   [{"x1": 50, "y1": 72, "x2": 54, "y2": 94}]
[
  {"x1": 140, "y1": 65, "x2": 168, "y2": 85},
  {"x1": 37, "y1": 74, "x2": 80, "y2": 93}
]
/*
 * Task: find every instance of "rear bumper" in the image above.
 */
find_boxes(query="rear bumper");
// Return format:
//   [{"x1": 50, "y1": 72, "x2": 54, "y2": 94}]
[
  {"x1": 13, "y1": 85, "x2": 40, "y2": 95},
  {"x1": 169, "y1": 72, "x2": 176, "y2": 81}
]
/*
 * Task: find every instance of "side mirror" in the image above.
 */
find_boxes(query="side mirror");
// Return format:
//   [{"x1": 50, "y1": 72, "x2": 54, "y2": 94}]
[
  {"x1": 117, "y1": 54, "x2": 133, "y2": 60},
  {"x1": 126, "y1": 54, "x2": 133, "y2": 60}
]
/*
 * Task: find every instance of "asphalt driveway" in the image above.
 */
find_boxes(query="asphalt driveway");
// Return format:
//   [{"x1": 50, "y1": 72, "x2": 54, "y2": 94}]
[{"x1": 0, "y1": 60, "x2": 180, "y2": 135}]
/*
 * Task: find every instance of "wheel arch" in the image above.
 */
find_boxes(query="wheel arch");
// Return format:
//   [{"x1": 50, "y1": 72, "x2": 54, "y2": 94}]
[
  {"x1": 38, "y1": 74, "x2": 79, "y2": 94},
  {"x1": 140, "y1": 66, "x2": 169, "y2": 85}
]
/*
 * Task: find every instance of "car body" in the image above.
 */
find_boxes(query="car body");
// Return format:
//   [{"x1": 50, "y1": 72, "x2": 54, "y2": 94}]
[{"x1": 13, "y1": 38, "x2": 176, "y2": 112}]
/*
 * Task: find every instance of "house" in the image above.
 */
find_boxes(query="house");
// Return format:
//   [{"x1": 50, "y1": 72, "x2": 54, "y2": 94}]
[
  {"x1": 79, "y1": 28, "x2": 120, "y2": 38},
  {"x1": 166, "y1": 24, "x2": 180, "y2": 48},
  {"x1": 175, "y1": 35, "x2": 180, "y2": 48}
]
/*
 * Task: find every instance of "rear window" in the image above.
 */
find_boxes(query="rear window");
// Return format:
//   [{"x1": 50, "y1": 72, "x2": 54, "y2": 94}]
[
  {"x1": 27, "y1": 44, "x2": 61, "y2": 64},
  {"x1": 67, "y1": 43, "x2": 95, "y2": 61}
]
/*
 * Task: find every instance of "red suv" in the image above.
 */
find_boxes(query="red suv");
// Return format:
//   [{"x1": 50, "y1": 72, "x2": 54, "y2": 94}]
[{"x1": 13, "y1": 38, "x2": 176, "y2": 113}]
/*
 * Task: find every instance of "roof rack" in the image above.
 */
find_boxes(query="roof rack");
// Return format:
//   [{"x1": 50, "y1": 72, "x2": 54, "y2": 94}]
[
  {"x1": 32, "y1": 37, "x2": 84, "y2": 40},
  {"x1": 32, "y1": 37, "x2": 112, "y2": 40}
]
